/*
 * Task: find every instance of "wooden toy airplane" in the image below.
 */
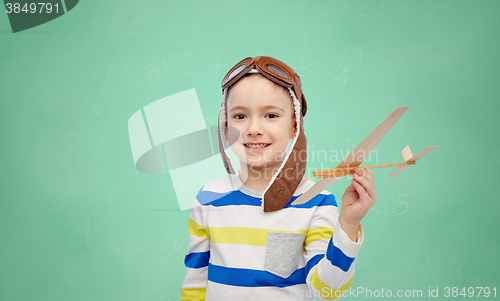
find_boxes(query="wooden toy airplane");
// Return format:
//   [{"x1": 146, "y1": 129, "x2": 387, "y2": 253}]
[{"x1": 291, "y1": 106, "x2": 437, "y2": 205}]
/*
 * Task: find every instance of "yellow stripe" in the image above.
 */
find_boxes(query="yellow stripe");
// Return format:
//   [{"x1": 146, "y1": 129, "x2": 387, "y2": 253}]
[
  {"x1": 305, "y1": 227, "x2": 335, "y2": 247},
  {"x1": 207, "y1": 227, "x2": 306, "y2": 246},
  {"x1": 188, "y1": 219, "x2": 209, "y2": 238},
  {"x1": 180, "y1": 287, "x2": 207, "y2": 301},
  {"x1": 311, "y1": 269, "x2": 354, "y2": 300},
  {"x1": 358, "y1": 225, "x2": 363, "y2": 242}
]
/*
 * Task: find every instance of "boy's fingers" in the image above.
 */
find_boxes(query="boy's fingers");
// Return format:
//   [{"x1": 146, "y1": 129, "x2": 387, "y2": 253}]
[
  {"x1": 366, "y1": 169, "x2": 376, "y2": 195},
  {"x1": 355, "y1": 168, "x2": 375, "y2": 189},
  {"x1": 351, "y1": 178, "x2": 369, "y2": 198},
  {"x1": 353, "y1": 173, "x2": 376, "y2": 200},
  {"x1": 352, "y1": 178, "x2": 376, "y2": 209},
  {"x1": 353, "y1": 171, "x2": 373, "y2": 188},
  {"x1": 357, "y1": 168, "x2": 374, "y2": 181}
]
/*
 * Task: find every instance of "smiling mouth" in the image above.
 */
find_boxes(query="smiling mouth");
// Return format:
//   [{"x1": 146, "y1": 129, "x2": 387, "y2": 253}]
[{"x1": 243, "y1": 143, "x2": 271, "y2": 149}]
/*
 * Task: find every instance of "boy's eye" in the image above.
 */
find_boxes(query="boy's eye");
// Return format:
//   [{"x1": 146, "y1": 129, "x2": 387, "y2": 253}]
[
  {"x1": 233, "y1": 114, "x2": 246, "y2": 119},
  {"x1": 266, "y1": 113, "x2": 279, "y2": 118}
]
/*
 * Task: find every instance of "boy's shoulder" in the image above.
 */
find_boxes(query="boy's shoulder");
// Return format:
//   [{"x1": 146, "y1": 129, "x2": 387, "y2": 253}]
[
  {"x1": 202, "y1": 175, "x2": 234, "y2": 193},
  {"x1": 293, "y1": 176, "x2": 315, "y2": 196},
  {"x1": 292, "y1": 176, "x2": 338, "y2": 207},
  {"x1": 194, "y1": 174, "x2": 240, "y2": 207},
  {"x1": 200, "y1": 173, "x2": 323, "y2": 196},
  {"x1": 294, "y1": 176, "x2": 334, "y2": 197},
  {"x1": 196, "y1": 173, "x2": 336, "y2": 207},
  {"x1": 201, "y1": 174, "x2": 239, "y2": 194}
]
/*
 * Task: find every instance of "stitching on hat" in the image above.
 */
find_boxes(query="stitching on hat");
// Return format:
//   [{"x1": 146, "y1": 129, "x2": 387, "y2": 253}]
[{"x1": 290, "y1": 163, "x2": 299, "y2": 179}]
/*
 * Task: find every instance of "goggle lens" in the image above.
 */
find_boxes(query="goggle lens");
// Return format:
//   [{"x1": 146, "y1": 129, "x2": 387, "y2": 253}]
[
  {"x1": 227, "y1": 64, "x2": 246, "y2": 81},
  {"x1": 266, "y1": 63, "x2": 289, "y2": 79}
]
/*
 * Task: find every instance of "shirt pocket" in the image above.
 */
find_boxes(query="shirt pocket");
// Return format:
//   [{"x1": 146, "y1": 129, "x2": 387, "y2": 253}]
[{"x1": 263, "y1": 232, "x2": 306, "y2": 278}]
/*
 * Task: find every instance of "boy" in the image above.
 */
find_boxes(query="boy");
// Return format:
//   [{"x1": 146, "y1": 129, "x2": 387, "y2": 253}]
[{"x1": 180, "y1": 56, "x2": 376, "y2": 301}]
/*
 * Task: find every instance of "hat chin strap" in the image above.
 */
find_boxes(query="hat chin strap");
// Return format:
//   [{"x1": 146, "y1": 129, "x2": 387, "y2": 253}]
[{"x1": 218, "y1": 77, "x2": 307, "y2": 212}]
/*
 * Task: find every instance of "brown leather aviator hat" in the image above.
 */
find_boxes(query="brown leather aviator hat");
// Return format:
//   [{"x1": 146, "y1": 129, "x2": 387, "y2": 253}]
[{"x1": 218, "y1": 56, "x2": 308, "y2": 212}]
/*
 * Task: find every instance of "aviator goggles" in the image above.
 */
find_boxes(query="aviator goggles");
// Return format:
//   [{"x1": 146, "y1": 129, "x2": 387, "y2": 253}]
[{"x1": 221, "y1": 56, "x2": 307, "y2": 116}]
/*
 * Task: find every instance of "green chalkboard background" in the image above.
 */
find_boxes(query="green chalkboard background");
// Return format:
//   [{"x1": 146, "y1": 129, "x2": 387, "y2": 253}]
[{"x1": 1, "y1": 0, "x2": 499, "y2": 300}]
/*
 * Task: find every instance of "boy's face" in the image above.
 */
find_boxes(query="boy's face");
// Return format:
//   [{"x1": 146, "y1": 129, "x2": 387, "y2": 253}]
[{"x1": 226, "y1": 74, "x2": 297, "y2": 174}]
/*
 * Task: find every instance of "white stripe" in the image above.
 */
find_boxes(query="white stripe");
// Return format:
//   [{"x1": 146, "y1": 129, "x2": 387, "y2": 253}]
[
  {"x1": 315, "y1": 257, "x2": 356, "y2": 290},
  {"x1": 209, "y1": 243, "x2": 307, "y2": 271},
  {"x1": 185, "y1": 235, "x2": 210, "y2": 253},
  {"x1": 305, "y1": 239, "x2": 331, "y2": 257},
  {"x1": 206, "y1": 281, "x2": 315, "y2": 301},
  {"x1": 307, "y1": 206, "x2": 340, "y2": 229},
  {"x1": 209, "y1": 244, "x2": 267, "y2": 270},
  {"x1": 181, "y1": 266, "x2": 208, "y2": 289},
  {"x1": 203, "y1": 202, "x2": 336, "y2": 230},
  {"x1": 204, "y1": 206, "x2": 314, "y2": 230}
]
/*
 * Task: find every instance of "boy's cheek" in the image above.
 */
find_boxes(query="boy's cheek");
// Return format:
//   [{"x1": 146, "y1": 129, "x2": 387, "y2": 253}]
[{"x1": 226, "y1": 126, "x2": 241, "y2": 145}]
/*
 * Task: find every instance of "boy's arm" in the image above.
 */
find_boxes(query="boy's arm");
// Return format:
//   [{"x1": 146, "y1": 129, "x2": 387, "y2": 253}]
[
  {"x1": 180, "y1": 199, "x2": 210, "y2": 301},
  {"x1": 304, "y1": 194, "x2": 363, "y2": 301}
]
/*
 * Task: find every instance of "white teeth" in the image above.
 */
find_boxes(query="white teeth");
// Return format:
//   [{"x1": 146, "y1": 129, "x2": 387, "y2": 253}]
[{"x1": 245, "y1": 143, "x2": 269, "y2": 148}]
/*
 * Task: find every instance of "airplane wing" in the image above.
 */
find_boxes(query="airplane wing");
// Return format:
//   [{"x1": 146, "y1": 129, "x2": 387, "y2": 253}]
[{"x1": 291, "y1": 106, "x2": 409, "y2": 205}]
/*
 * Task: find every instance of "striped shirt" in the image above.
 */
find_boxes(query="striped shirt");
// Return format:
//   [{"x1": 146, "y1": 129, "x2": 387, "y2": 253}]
[{"x1": 180, "y1": 171, "x2": 363, "y2": 301}]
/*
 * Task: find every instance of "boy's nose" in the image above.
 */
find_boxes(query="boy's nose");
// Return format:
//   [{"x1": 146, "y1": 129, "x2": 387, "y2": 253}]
[{"x1": 247, "y1": 119, "x2": 263, "y2": 136}]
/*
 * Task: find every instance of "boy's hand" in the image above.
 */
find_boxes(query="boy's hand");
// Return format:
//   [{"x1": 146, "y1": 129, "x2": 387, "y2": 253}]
[{"x1": 339, "y1": 168, "x2": 376, "y2": 242}]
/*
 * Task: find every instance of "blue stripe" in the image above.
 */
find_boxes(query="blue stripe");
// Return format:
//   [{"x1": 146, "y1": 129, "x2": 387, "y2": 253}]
[
  {"x1": 185, "y1": 251, "x2": 210, "y2": 269},
  {"x1": 196, "y1": 190, "x2": 261, "y2": 206},
  {"x1": 325, "y1": 237, "x2": 355, "y2": 272},
  {"x1": 305, "y1": 254, "x2": 324, "y2": 277},
  {"x1": 197, "y1": 188, "x2": 337, "y2": 209},
  {"x1": 285, "y1": 193, "x2": 338, "y2": 209},
  {"x1": 207, "y1": 263, "x2": 306, "y2": 287}
]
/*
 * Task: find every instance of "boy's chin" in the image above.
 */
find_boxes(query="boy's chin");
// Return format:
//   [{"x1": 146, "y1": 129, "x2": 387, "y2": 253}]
[{"x1": 243, "y1": 160, "x2": 283, "y2": 171}]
